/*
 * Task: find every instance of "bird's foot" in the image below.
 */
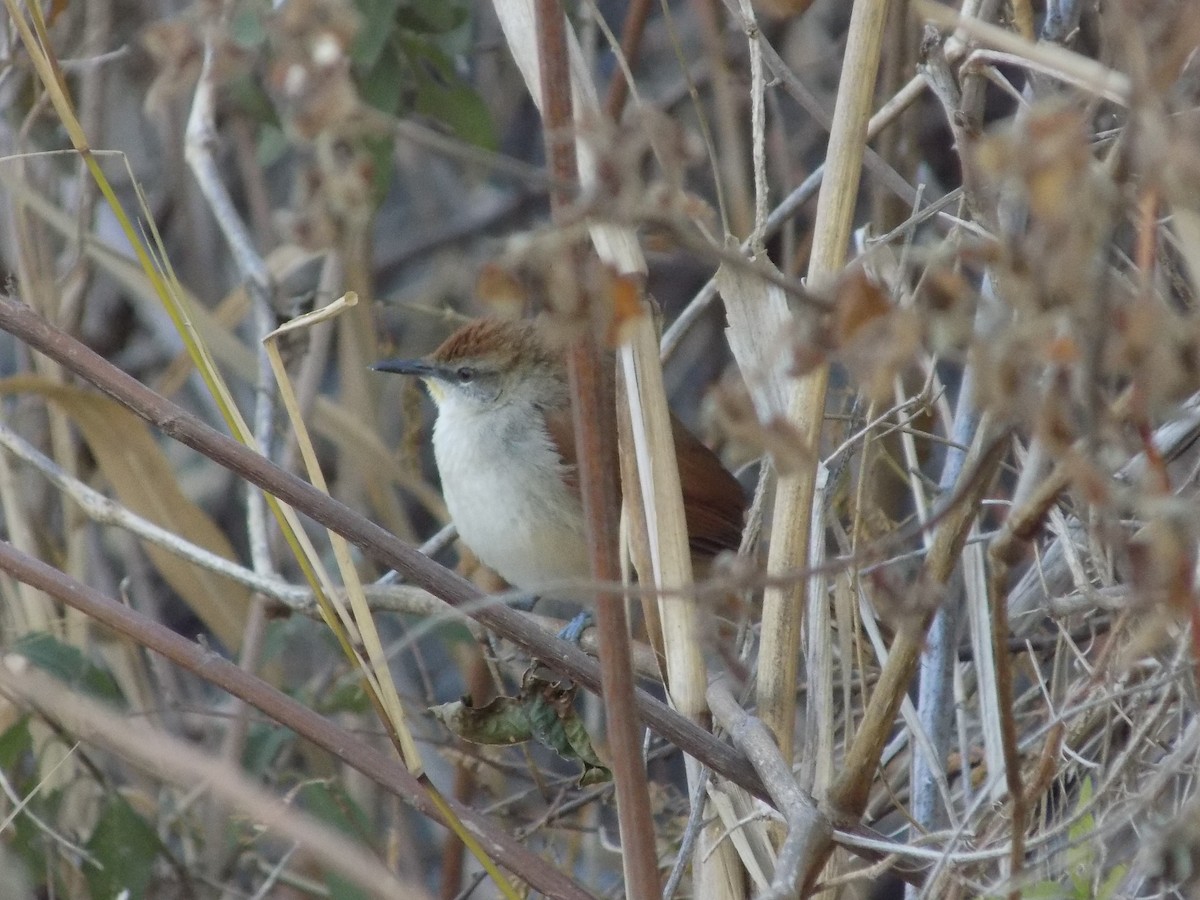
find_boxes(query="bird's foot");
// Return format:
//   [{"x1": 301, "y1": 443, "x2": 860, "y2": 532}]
[{"x1": 557, "y1": 612, "x2": 593, "y2": 644}]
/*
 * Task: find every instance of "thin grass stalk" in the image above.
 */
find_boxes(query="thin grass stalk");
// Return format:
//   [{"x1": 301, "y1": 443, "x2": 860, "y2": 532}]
[
  {"x1": 912, "y1": 368, "x2": 984, "y2": 834},
  {"x1": 6, "y1": 165, "x2": 70, "y2": 640},
  {"x1": 690, "y1": 0, "x2": 752, "y2": 236},
  {"x1": 757, "y1": 0, "x2": 894, "y2": 770},
  {"x1": 182, "y1": 23, "x2": 276, "y2": 576},
  {"x1": 802, "y1": 467, "x2": 833, "y2": 793},
  {"x1": 0, "y1": 442, "x2": 56, "y2": 635},
  {"x1": 263, "y1": 298, "x2": 423, "y2": 771},
  {"x1": 981, "y1": 465, "x2": 1071, "y2": 893},
  {"x1": 620, "y1": 327, "x2": 753, "y2": 900},
  {"x1": 909, "y1": 0, "x2": 1062, "y2": 836},
  {"x1": 916, "y1": 1, "x2": 1131, "y2": 104},
  {"x1": 660, "y1": 23, "x2": 986, "y2": 364},
  {"x1": 624, "y1": 299, "x2": 754, "y2": 890},
  {"x1": 265, "y1": 301, "x2": 518, "y2": 897},
  {"x1": 0, "y1": 419, "x2": 460, "y2": 626},
  {"x1": 601, "y1": 0, "x2": 653, "y2": 118}
]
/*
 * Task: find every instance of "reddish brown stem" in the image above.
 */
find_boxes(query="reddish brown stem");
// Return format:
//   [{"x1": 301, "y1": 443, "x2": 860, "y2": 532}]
[
  {"x1": 1135, "y1": 186, "x2": 1159, "y2": 297},
  {"x1": 604, "y1": 0, "x2": 653, "y2": 120},
  {"x1": 439, "y1": 651, "x2": 493, "y2": 899},
  {"x1": 535, "y1": 1, "x2": 662, "y2": 896}
]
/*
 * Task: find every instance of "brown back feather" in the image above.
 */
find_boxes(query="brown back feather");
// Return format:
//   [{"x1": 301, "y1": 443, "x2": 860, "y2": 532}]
[
  {"x1": 671, "y1": 415, "x2": 747, "y2": 556},
  {"x1": 543, "y1": 402, "x2": 745, "y2": 558}
]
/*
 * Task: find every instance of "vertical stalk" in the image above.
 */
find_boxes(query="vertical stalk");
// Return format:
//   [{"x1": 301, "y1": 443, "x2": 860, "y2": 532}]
[
  {"x1": 757, "y1": 0, "x2": 894, "y2": 768},
  {"x1": 533, "y1": 2, "x2": 662, "y2": 896}
]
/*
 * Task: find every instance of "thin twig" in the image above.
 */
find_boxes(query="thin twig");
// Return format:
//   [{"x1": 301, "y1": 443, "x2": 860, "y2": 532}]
[{"x1": 183, "y1": 23, "x2": 276, "y2": 577}]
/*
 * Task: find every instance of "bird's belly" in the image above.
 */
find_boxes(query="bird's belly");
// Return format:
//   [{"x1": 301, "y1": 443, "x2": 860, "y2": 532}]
[{"x1": 440, "y1": 466, "x2": 589, "y2": 590}]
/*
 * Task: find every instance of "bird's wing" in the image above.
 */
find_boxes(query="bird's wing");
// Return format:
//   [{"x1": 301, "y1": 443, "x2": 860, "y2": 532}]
[
  {"x1": 672, "y1": 414, "x2": 747, "y2": 557},
  {"x1": 543, "y1": 404, "x2": 745, "y2": 558}
]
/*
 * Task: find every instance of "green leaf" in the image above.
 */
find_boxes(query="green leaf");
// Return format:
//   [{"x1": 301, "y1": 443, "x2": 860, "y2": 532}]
[
  {"x1": 1096, "y1": 864, "x2": 1128, "y2": 900},
  {"x1": 429, "y1": 696, "x2": 533, "y2": 745},
  {"x1": 256, "y1": 123, "x2": 289, "y2": 168},
  {"x1": 230, "y1": 1, "x2": 267, "y2": 49},
  {"x1": 414, "y1": 78, "x2": 495, "y2": 151},
  {"x1": 318, "y1": 681, "x2": 371, "y2": 715},
  {"x1": 84, "y1": 796, "x2": 164, "y2": 900},
  {"x1": 242, "y1": 723, "x2": 292, "y2": 775},
  {"x1": 352, "y1": 0, "x2": 402, "y2": 68},
  {"x1": 294, "y1": 781, "x2": 375, "y2": 900},
  {"x1": 363, "y1": 133, "x2": 398, "y2": 204},
  {"x1": 432, "y1": 668, "x2": 610, "y2": 783},
  {"x1": 526, "y1": 693, "x2": 610, "y2": 785},
  {"x1": 326, "y1": 872, "x2": 373, "y2": 900},
  {"x1": 359, "y1": 42, "x2": 406, "y2": 116},
  {"x1": 405, "y1": 40, "x2": 496, "y2": 150},
  {"x1": 1068, "y1": 777, "x2": 1095, "y2": 843},
  {"x1": 14, "y1": 633, "x2": 124, "y2": 706},
  {"x1": 0, "y1": 717, "x2": 49, "y2": 888},
  {"x1": 296, "y1": 780, "x2": 373, "y2": 843},
  {"x1": 1021, "y1": 883, "x2": 1066, "y2": 900},
  {"x1": 0, "y1": 715, "x2": 32, "y2": 773},
  {"x1": 226, "y1": 74, "x2": 280, "y2": 127},
  {"x1": 397, "y1": 0, "x2": 469, "y2": 35},
  {"x1": 559, "y1": 709, "x2": 611, "y2": 784}
]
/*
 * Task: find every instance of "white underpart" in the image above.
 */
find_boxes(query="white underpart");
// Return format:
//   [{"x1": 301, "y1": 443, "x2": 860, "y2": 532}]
[{"x1": 432, "y1": 393, "x2": 588, "y2": 591}]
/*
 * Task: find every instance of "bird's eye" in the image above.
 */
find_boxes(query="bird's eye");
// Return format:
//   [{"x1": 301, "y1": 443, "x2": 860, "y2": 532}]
[{"x1": 455, "y1": 366, "x2": 475, "y2": 383}]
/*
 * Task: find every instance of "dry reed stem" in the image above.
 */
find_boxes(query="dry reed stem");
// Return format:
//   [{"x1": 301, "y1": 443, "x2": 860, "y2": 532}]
[
  {"x1": 494, "y1": 0, "x2": 740, "y2": 893},
  {"x1": 758, "y1": 0, "x2": 893, "y2": 772}
]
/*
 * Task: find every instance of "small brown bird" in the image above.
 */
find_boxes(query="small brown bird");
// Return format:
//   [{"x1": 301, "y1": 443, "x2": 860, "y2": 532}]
[{"x1": 374, "y1": 318, "x2": 746, "y2": 593}]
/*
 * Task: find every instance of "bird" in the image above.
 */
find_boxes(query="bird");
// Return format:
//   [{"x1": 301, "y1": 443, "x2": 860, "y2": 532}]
[{"x1": 373, "y1": 318, "x2": 747, "y2": 600}]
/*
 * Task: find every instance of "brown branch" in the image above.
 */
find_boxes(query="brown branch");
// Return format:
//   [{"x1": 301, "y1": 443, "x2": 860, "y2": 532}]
[{"x1": 984, "y1": 464, "x2": 1070, "y2": 895}]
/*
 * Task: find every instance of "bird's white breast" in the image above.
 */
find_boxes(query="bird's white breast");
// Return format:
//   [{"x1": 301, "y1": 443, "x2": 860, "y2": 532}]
[{"x1": 432, "y1": 398, "x2": 588, "y2": 590}]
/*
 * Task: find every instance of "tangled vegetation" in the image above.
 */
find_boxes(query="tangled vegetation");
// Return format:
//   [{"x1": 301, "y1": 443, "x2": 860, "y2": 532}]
[{"x1": 2, "y1": 0, "x2": 1200, "y2": 898}]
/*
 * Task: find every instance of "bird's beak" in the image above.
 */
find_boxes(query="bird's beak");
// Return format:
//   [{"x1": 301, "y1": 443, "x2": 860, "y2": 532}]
[
  {"x1": 371, "y1": 358, "x2": 443, "y2": 379},
  {"x1": 372, "y1": 358, "x2": 450, "y2": 404}
]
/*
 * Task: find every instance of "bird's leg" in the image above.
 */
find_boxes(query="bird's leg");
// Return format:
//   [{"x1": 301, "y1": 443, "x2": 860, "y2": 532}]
[{"x1": 557, "y1": 611, "x2": 592, "y2": 643}]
